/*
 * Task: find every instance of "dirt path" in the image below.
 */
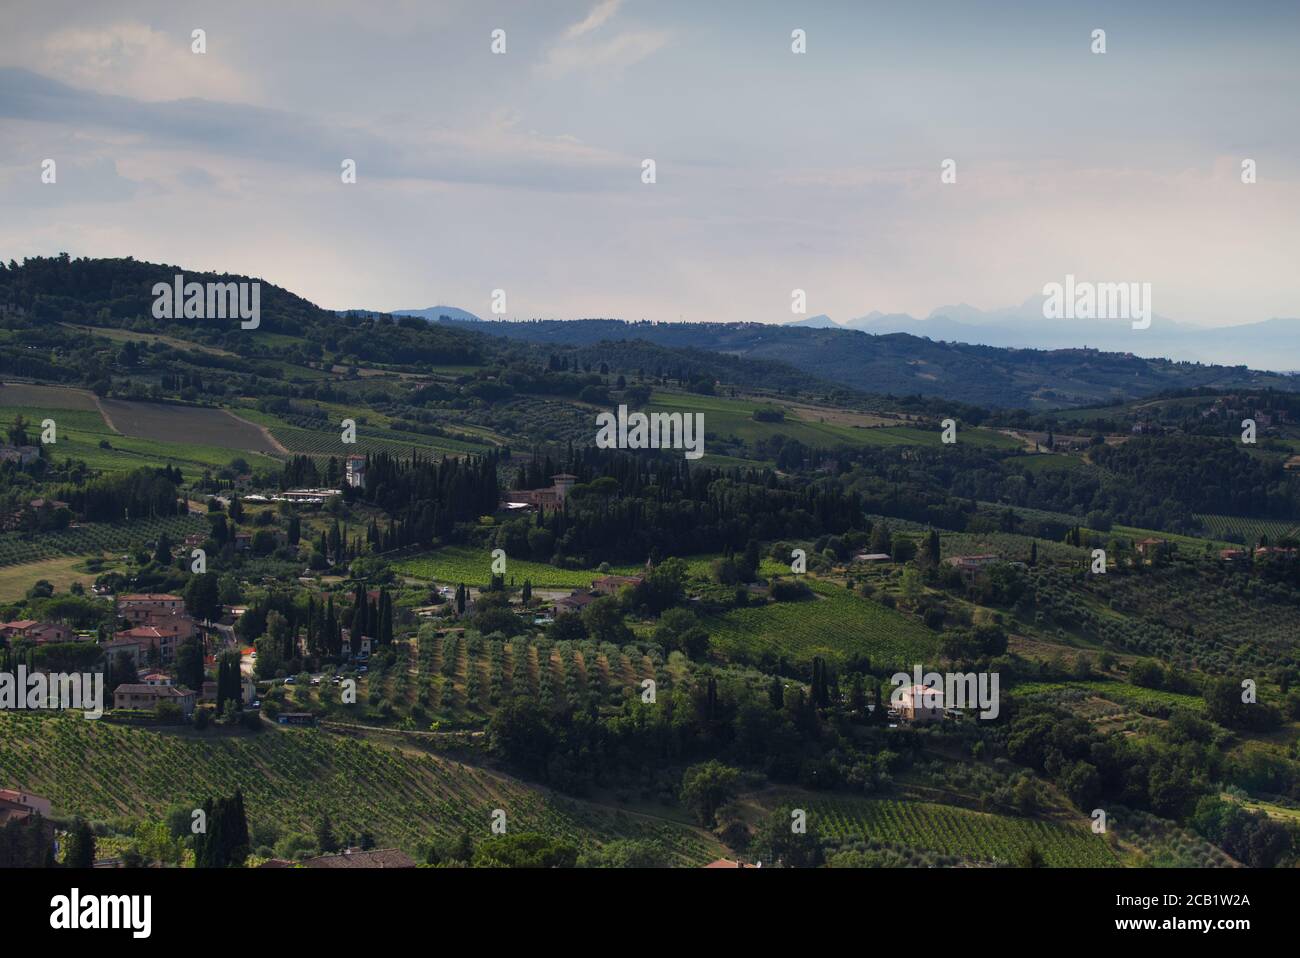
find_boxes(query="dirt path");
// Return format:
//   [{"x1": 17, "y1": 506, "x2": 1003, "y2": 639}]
[
  {"x1": 225, "y1": 411, "x2": 292, "y2": 457},
  {"x1": 91, "y1": 394, "x2": 123, "y2": 435}
]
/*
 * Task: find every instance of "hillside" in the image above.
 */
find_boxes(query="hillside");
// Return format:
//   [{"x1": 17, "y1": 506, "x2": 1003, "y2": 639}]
[{"x1": 449, "y1": 318, "x2": 1300, "y2": 409}]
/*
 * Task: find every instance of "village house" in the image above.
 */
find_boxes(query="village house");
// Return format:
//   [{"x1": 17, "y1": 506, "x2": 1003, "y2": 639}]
[
  {"x1": 0, "y1": 788, "x2": 52, "y2": 824},
  {"x1": 0, "y1": 620, "x2": 76, "y2": 644},
  {"x1": 0, "y1": 620, "x2": 38, "y2": 641},
  {"x1": 114, "y1": 623, "x2": 192, "y2": 665},
  {"x1": 113, "y1": 683, "x2": 197, "y2": 718},
  {"x1": 101, "y1": 636, "x2": 149, "y2": 668},
  {"x1": 553, "y1": 591, "x2": 597, "y2": 616},
  {"x1": 27, "y1": 623, "x2": 77, "y2": 645},
  {"x1": 501, "y1": 473, "x2": 577, "y2": 510},
  {"x1": 118, "y1": 593, "x2": 185, "y2": 617}
]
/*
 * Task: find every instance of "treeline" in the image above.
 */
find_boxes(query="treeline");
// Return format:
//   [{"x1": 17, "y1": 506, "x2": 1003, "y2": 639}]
[
  {"x1": 59, "y1": 467, "x2": 184, "y2": 522},
  {"x1": 488, "y1": 450, "x2": 865, "y2": 565}
]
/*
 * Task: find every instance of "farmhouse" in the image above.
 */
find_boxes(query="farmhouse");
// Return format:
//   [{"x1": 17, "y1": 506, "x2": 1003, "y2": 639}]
[
  {"x1": 113, "y1": 683, "x2": 197, "y2": 718},
  {"x1": 553, "y1": 591, "x2": 597, "y2": 616},
  {"x1": 591, "y1": 574, "x2": 644, "y2": 595},
  {"x1": 0, "y1": 444, "x2": 40, "y2": 466},
  {"x1": 501, "y1": 473, "x2": 577, "y2": 510},
  {"x1": 895, "y1": 684, "x2": 945, "y2": 723},
  {"x1": 1135, "y1": 537, "x2": 1167, "y2": 557},
  {"x1": 852, "y1": 552, "x2": 892, "y2": 563}
]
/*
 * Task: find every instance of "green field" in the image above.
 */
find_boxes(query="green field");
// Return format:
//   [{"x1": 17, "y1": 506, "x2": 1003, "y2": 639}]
[
  {"x1": 812, "y1": 798, "x2": 1119, "y2": 867},
  {"x1": 647, "y1": 392, "x2": 1021, "y2": 451},
  {"x1": 236, "y1": 408, "x2": 489, "y2": 459},
  {"x1": 0, "y1": 403, "x2": 279, "y2": 474},
  {"x1": 393, "y1": 547, "x2": 790, "y2": 591},
  {"x1": 702, "y1": 577, "x2": 939, "y2": 668},
  {"x1": 0, "y1": 712, "x2": 715, "y2": 862},
  {"x1": 394, "y1": 547, "x2": 644, "y2": 589}
]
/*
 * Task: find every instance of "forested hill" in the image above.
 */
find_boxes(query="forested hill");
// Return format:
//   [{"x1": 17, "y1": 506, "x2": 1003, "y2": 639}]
[{"x1": 444, "y1": 318, "x2": 1300, "y2": 409}]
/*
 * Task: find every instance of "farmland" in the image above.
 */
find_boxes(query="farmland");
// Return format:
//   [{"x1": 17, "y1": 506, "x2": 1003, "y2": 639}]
[
  {"x1": 0, "y1": 555, "x2": 109, "y2": 602},
  {"x1": 648, "y1": 391, "x2": 1021, "y2": 451},
  {"x1": 0, "y1": 712, "x2": 716, "y2": 863},
  {"x1": 97, "y1": 399, "x2": 284, "y2": 456},
  {"x1": 811, "y1": 798, "x2": 1119, "y2": 867},
  {"x1": 0, "y1": 382, "x2": 101, "y2": 410},
  {"x1": 0, "y1": 402, "x2": 280, "y2": 474},
  {"x1": 1195, "y1": 513, "x2": 1300, "y2": 544},
  {"x1": 701, "y1": 577, "x2": 939, "y2": 669}
]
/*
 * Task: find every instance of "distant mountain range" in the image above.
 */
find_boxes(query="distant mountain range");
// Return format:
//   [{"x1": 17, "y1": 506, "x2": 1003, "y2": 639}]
[
  {"x1": 786, "y1": 297, "x2": 1300, "y2": 372},
  {"x1": 392, "y1": 306, "x2": 483, "y2": 323}
]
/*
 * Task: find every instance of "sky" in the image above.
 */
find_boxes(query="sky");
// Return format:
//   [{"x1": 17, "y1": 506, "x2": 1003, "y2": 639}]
[{"x1": 0, "y1": 0, "x2": 1297, "y2": 328}]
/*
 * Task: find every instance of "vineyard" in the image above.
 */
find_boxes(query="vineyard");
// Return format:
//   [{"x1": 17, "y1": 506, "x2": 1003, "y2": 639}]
[
  {"x1": 0, "y1": 514, "x2": 207, "y2": 568},
  {"x1": 810, "y1": 798, "x2": 1119, "y2": 867},
  {"x1": 1195, "y1": 513, "x2": 1300, "y2": 544},
  {"x1": 0, "y1": 712, "x2": 716, "y2": 863},
  {"x1": 702, "y1": 578, "x2": 939, "y2": 669}
]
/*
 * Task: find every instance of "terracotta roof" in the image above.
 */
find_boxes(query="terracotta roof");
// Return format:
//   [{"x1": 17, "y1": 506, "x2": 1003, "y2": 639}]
[{"x1": 301, "y1": 849, "x2": 415, "y2": 869}]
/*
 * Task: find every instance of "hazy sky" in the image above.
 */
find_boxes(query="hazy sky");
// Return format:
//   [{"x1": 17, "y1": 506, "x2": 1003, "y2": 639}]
[{"x1": 1, "y1": 0, "x2": 1297, "y2": 327}]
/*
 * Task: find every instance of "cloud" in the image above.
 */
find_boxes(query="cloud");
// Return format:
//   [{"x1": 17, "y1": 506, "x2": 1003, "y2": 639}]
[
  {"x1": 35, "y1": 23, "x2": 256, "y2": 103},
  {"x1": 566, "y1": 0, "x2": 622, "y2": 38},
  {"x1": 0, "y1": 68, "x2": 635, "y2": 195},
  {"x1": 541, "y1": 1, "x2": 668, "y2": 77}
]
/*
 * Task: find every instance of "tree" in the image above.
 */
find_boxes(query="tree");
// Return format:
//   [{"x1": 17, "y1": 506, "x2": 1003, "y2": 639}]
[
  {"x1": 184, "y1": 572, "x2": 221, "y2": 623},
  {"x1": 315, "y1": 813, "x2": 338, "y2": 855},
  {"x1": 215, "y1": 650, "x2": 242, "y2": 715},
  {"x1": 768, "y1": 675, "x2": 784, "y2": 709},
  {"x1": 581, "y1": 596, "x2": 634, "y2": 644},
  {"x1": 680, "y1": 761, "x2": 741, "y2": 827},
  {"x1": 64, "y1": 817, "x2": 95, "y2": 867},
  {"x1": 175, "y1": 638, "x2": 205, "y2": 693},
  {"x1": 752, "y1": 804, "x2": 823, "y2": 868}
]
